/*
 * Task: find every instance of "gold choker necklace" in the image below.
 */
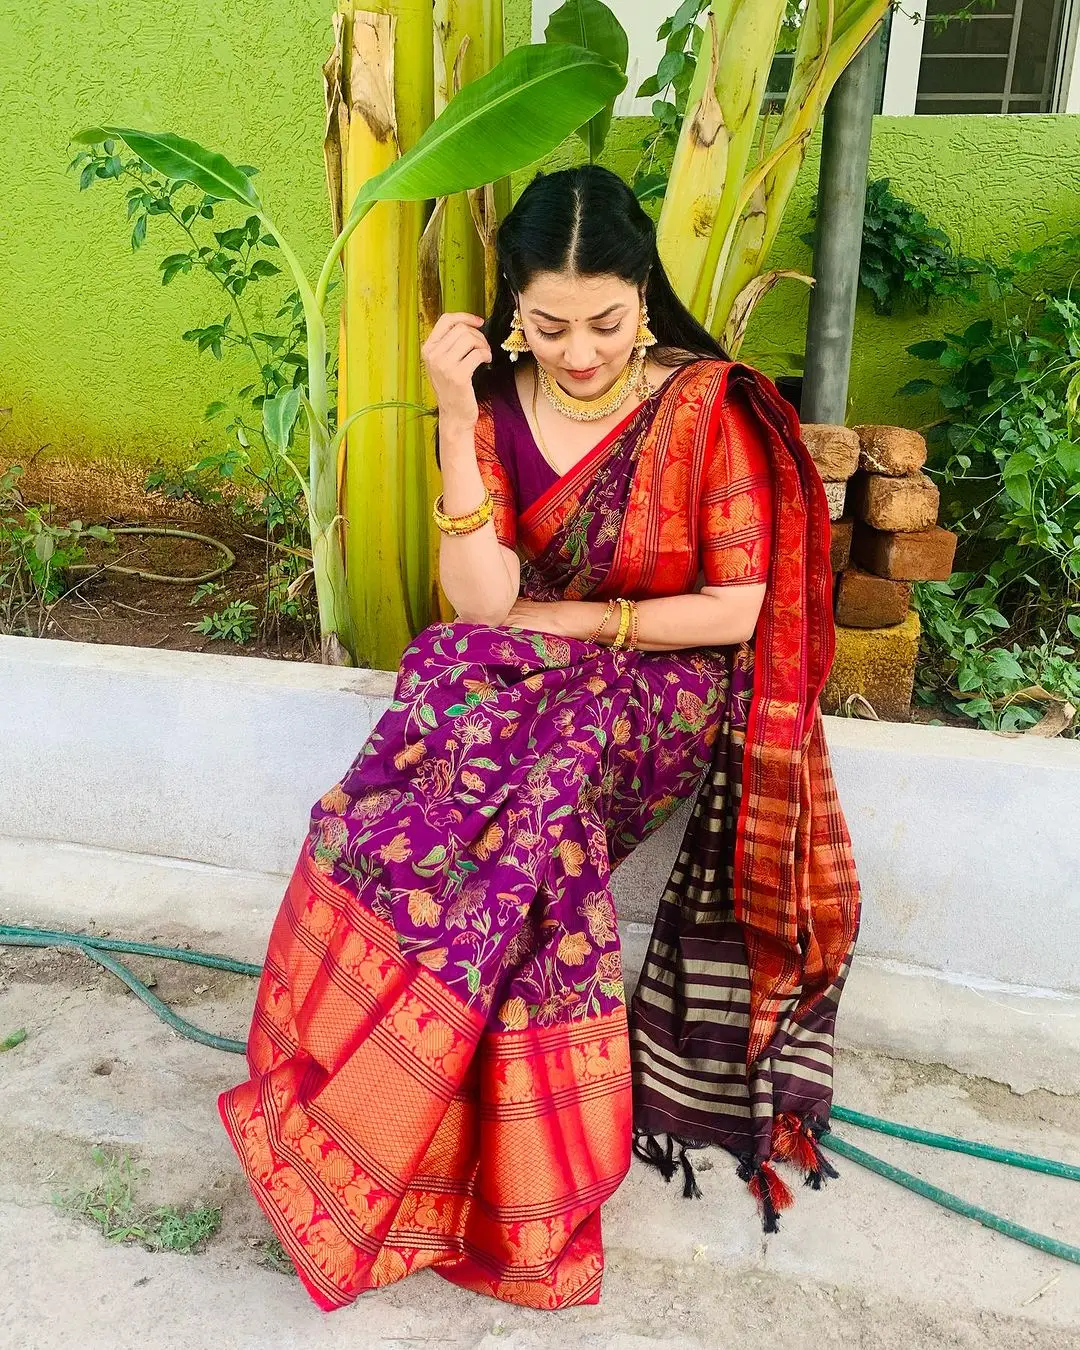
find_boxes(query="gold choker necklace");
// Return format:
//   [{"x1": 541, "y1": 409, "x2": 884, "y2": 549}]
[{"x1": 536, "y1": 352, "x2": 649, "y2": 422}]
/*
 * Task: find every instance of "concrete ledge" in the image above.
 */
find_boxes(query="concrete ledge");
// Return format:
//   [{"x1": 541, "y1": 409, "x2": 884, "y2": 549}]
[
  {"x1": 3, "y1": 635, "x2": 1079, "y2": 995},
  {"x1": 4, "y1": 838, "x2": 1077, "y2": 1096}
]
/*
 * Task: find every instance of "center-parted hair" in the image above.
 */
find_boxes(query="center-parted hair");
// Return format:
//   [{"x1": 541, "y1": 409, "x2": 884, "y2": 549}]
[{"x1": 475, "y1": 165, "x2": 726, "y2": 398}]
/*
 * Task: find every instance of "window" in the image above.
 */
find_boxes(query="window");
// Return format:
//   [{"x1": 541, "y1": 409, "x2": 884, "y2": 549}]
[
  {"x1": 917, "y1": 0, "x2": 1069, "y2": 112},
  {"x1": 884, "y1": 0, "x2": 1080, "y2": 113}
]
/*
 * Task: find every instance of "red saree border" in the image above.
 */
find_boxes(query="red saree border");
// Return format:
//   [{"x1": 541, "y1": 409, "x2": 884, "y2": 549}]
[
  {"x1": 219, "y1": 848, "x2": 633, "y2": 1311},
  {"x1": 712, "y1": 365, "x2": 858, "y2": 1065}
]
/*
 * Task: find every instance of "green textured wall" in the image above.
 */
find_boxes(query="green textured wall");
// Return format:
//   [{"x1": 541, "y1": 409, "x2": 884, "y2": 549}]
[
  {"x1": 0, "y1": 0, "x2": 334, "y2": 464},
  {"x1": 744, "y1": 114, "x2": 1080, "y2": 427},
  {"x1": 2, "y1": 0, "x2": 1078, "y2": 465}
]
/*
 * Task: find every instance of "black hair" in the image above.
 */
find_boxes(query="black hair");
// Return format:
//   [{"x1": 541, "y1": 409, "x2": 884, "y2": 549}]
[{"x1": 474, "y1": 164, "x2": 726, "y2": 399}]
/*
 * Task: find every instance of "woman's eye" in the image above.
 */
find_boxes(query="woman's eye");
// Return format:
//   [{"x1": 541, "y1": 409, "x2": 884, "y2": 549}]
[{"x1": 535, "y1": 323, "x2": 622, "y2": 340}]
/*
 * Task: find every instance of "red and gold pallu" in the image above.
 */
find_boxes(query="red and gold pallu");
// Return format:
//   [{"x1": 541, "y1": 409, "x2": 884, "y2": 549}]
[
  {"x1": 218, "y1": 360, "x2": 859, "y2": 1308},
  {"x1": 630, "y1": 366, "x2": 860, "y2": 1226}
]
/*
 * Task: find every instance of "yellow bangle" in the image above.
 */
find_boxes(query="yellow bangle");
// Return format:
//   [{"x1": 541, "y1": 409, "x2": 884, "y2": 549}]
[
  {"x1": 433, "y1": 490, "x2": 493, "y2": 535},
  {"x1": 626, "y1": 601, "x2": 640, "y2": 652},
  {"x1": 610, "y1": 598, "x2": 632, "y2": 650}
]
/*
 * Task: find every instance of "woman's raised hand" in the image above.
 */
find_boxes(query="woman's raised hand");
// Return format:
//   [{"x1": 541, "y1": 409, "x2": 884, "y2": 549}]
[{"x1": 422, "y1": 313, "x2": 492, "y2": 431}]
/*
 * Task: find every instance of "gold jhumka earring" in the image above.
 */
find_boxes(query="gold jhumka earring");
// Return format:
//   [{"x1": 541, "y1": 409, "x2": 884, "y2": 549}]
[
  {"x1": 501, "y1": 308, "x2": 530, "y2": 362},
  {"x1": 635, "y1": 298, "x2": 657, "y2": 359}
]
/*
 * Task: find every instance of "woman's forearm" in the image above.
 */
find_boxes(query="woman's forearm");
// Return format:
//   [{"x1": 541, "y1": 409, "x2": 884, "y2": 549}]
[
  {"x1": 437, "y1": 420, "x2": 519, "y2": 625},
  {"x1": 550, "y1": 588, "x2": 766, "y2": 650}
]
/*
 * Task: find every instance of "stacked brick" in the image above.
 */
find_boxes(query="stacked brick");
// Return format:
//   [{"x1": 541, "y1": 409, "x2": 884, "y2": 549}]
[{"x1": 801, "y1": 423, "x2": 957, "y2": 719}]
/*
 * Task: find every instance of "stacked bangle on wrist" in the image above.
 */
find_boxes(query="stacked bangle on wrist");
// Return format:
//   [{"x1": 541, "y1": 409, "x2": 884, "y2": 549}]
[
  {"x1": 589, "y1": 596, "x2": 640, "y2": 651},
  {"x1": 433, "y1": 489, "x2": 493, "y2": 535},
  {"x1": 586, "y1": 598, "x2": 618, "y2": 643},
  {"x1": 610, "y1": 598, "x2": 632, "y2": 650}
]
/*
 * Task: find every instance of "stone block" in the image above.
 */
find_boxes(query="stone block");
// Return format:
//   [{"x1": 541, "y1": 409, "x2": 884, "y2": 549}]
[
  {"x1": 849, "y1": 471, "x2": 940, "y2": 533},
  {"x1": 853, "y1": 524, "x2": 958, "y2": 582},
  {"x1": 824, "y1": 480, "x2": 847, "y2": 521},
  {"x1": 835, "y1": 567, "x2": 912, "y2": 629},
  {"x1": 801, "y1": 424, "x2": 861, "y2": 481},
  {"x1": 830, "y1": 518, "x2": 853, "y2": 574},
  {"x1": 823, "y1": 611, "x2": 920, "y2": 721},
  {"x1": 854, "y1": 424, "x2": 928, "y2": 476}
]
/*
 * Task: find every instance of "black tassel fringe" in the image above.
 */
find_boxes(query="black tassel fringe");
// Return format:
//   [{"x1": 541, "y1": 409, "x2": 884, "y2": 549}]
[{"x1": 633, "y1": 1131, "x2": 704, "y2": 1198}]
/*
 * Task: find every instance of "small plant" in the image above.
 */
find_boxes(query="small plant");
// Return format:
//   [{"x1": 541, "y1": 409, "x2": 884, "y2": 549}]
[
  {"x1": 190, "y1": 580, "x2": 227, "y2": 606},
  {"x1": 190, "y1": 599, "x2": 259, "y2": 644},
  {"x1": 856, "y1": 178, "x2": 984, "y2": 315},
  {"x1": 903, "y1": 237, "x2": 1080, "y2": 733},
  {"x1": 71, "y1": 142, "x2": 322, "y2": 652},
  {"x1": 253, "y1": 1234, "x2": 298, "y2": 1277},
  {"x1": 55, "y1": 1147, "x2": 222, "y2": 1254},
  {"x1": 1, "y1": 463, "x2": 115, "y2": 636},
  {"x1": 144, "y1": 461, "x2": 223, "y2": 506}
]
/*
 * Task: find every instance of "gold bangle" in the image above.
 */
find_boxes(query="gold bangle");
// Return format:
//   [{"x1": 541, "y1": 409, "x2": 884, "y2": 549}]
[
  {"x1": 626, "y1": 601, "x2": 640, "y2": 652},
  {"x1": 433, "y1": 490, "x2": 494, "y2": 535},
  {"x1": 610, "y1": 598, "x2": 632, "y2": 651},
  {"x1": 587, "y1": 598, "x2": 617, "y2": 643}
]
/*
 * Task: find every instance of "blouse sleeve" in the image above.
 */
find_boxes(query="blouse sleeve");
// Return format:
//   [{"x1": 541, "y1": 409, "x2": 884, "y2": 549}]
[
  {"x1": 472, "y1": 403, "x2": 518, "y2": 549},
  {"x1": 699, "y1": 385, "x2": 773, "y2": 586}
]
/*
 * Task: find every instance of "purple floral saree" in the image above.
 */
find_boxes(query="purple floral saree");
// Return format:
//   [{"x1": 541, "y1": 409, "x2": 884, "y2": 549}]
[{"x1": 219, "y1": 359, "x2": 858, "y2": 1311}]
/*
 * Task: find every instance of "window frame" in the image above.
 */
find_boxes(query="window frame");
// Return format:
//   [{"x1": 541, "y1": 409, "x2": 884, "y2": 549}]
[{"x1": 881, "y1": 0, "x2": 1080, "y2": 114}]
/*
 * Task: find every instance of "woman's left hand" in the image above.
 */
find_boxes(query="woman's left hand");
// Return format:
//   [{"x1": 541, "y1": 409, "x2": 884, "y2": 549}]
[{"x1": 503, "y1": 598, "x2": 565, "y2": 635}]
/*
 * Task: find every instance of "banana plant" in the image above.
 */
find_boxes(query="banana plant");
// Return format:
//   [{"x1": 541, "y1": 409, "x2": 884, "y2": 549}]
[
  {"x1": 332, "y1": 0, "x2": 629, "y2": 667},
  {"x1": 76, "y1": 41, "x2": 624, "y2": 666},
  {"x1": 655, "y1": 0, "x2": 890, "y2": 353}
]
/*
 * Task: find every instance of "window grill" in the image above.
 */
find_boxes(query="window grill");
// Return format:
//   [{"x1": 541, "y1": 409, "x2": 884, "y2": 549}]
[{"x1": 916, "y1": 0, "x2": 1069, "y2": 113}]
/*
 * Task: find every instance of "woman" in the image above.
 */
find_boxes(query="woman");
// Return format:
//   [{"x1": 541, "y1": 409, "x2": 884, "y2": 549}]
[{"x1": 219, "y1": 166, "x2": 859, "y2": 1311}]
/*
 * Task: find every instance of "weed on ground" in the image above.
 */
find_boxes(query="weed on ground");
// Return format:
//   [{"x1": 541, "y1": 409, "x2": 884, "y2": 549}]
[{"x1": 55, "y1": 1147, "x2": 221, "y2": 1254}]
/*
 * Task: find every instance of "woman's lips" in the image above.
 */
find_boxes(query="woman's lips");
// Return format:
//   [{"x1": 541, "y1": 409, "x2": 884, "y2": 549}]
[{"x1": 565, "y1": 367, "x2": 599, "y2": 381}]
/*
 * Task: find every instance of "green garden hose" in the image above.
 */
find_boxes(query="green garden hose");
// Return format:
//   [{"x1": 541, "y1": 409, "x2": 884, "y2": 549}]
[
  {"x1": 2, "y1": 922, "x2": 1078, "y2": 1268},
  {"x1": 821, "y1": 1133, "x2": 1080, "y2": 1266},
  {"x1": 0, "y1": 923, "x2": 250, "y2": 1054},
  {"x1": 831, "y1": 1104, "x2": 1080, "y2": 1182}
]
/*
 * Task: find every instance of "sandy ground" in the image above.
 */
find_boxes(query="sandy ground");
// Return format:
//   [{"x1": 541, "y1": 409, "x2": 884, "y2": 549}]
[{"x1": 1, "y1": 940, "x2": 1079, "y2": 1350}]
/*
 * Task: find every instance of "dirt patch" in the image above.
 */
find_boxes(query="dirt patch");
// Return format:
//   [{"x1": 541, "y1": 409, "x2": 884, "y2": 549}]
[
  {"x1": 3, "y1": 454, "x2": 317, "y2": 661},
  {"x1": 839, "y1": 1047, "x2": 1080, "y2": 1135}
]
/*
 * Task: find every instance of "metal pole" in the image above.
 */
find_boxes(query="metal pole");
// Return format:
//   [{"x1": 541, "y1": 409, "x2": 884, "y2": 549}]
[{"x1": 800, "y1": 28, "x2": 885, "y2": 425}]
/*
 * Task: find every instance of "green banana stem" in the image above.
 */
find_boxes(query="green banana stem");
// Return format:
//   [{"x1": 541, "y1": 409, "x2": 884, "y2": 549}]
[{"x1": 260, "y1": 210, "x2": 354, "y2": 664}]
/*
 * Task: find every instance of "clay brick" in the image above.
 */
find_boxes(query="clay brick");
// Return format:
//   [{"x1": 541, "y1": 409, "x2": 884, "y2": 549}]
[
  {"x1": 854, "y1": 424, "x2": 928, "y2": 476},
  {"x1": 835, "y1": 566, "x2": 912, "y2": 628},
  {"x1": 801, "y1": 424, "x2": 861, "y2": 481},
  {"x1": 853, "y1": 524, "x2": 957, "y2": 582},
  {"x1": 823, "y1": 611, "x2": 920, "y2": 721},
  {"x1": 848, "y1": 470, "x2": 940, "y2": 532},
  {"x1": 830, "y1": 518, "x2": 853, "y2": 574}
]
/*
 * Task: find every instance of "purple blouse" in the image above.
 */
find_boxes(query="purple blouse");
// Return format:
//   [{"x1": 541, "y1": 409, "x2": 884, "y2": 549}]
[{"x1": 488, "y1": 374, "x2": 560, "y2": 515}]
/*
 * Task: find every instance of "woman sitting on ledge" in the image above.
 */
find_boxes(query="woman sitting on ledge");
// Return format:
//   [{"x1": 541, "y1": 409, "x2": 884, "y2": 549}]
[{"x1": 219, "y1": 164, "x2": 859, "y2": 1311}]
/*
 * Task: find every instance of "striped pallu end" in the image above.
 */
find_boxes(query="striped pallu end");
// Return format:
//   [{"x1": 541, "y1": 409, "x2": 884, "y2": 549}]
[{"x1": 629, "y1": 364, "x2": 860, "y2": 1228}]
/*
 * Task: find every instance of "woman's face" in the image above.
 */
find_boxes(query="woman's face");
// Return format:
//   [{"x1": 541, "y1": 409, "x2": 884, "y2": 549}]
[{"x1": 516, "y1": 271, "x2": 642, "y2": 399}]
